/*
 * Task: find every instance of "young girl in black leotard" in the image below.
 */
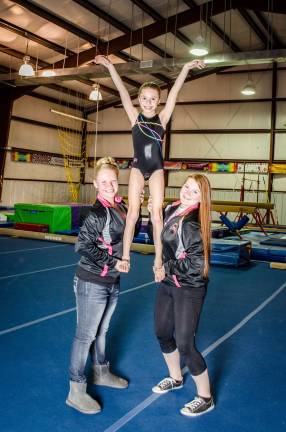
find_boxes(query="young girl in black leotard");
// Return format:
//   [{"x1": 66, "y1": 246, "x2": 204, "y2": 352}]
[{"x1": 95, "y1": 55, "x2": 205, "y2": 280}]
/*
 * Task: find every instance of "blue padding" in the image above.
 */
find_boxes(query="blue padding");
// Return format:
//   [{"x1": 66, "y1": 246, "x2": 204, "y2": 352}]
[
  {"x1": 55, "y1": 229, "x2": 79, "y2": 235},
  {"x1": 260, "y1": 238, "x2": 286, "y2": 247},
  {"x1": 133, "y1": 232, "x2": 152, "y2": 244},
  {"x1": 0, "y1": 222, "x2": 14, "y2": 227},
  {"x1": 236, "y1": 215, "x2": 250, "y2": 230},
  {"x1": 211, "y1": 239, "x2": 251, "y2": 267},
  {"x1": 219, "y1": 214, "x2": 249, "y2": 231}
]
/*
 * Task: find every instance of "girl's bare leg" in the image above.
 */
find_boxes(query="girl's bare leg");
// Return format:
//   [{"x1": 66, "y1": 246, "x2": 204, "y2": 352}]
[
  {"x1": 163, "y1": 349, "x2": 183, "y2": 381},
  {"x1": 192, "y1": 369, "x2": 211, "y2": 398},
  {"x1": 122, "y1": 168, "x2": 145, "y2": 268},
  {"x1": 148, "y1": 169, "x2": 164, "y2": 276}
]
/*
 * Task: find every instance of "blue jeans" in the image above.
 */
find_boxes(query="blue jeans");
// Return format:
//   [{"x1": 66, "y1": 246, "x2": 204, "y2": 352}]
[{"x1": 69, "y1": 276, "x2": 120, "y2": 383}]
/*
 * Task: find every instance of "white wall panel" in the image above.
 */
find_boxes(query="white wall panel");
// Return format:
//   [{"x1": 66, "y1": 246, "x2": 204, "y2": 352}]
[
  {"x1": 168, "y1": 171, "x2": 268, "y2": 190},
  {"x1": 277, "y1": 70, "x2": 286, "y2": 98},
  {"x1": 9, "y1": 121, "x2": 64, "y2": 153},
  {"x1": 271, "y1": 192, "x2": 286, "y2": 225},
  {"x1": 275, "y1": 102, "x2": 286, "y2": 128},
  {"x1": 172, "y1": 102, "x2": 271, "y2": 130},
  {"x1": 176, "y1": 70, "x2": 272, "y2": 102},
  {"x1": 4, "y1": 159, "x2": 80, "y2": 182},
  {"x1": 88, "y1": 107, "x2": 131, "y2": 131},
  {"x1": 13, "y1": 95, "x2": 82, "y2": 124},
  {"x1": 1, "y1": 180, "x2": 73, "y2": 206},
  {"x1": 272, "y1": 174, "x2": 286, "y2": 192},
  {"x1": 274, "y1": 134, "x2": 286, "y2": 160},
  {"x1": 86, "y1": 134, "x2": 132, "y2": 157},
  {"x1": 170, "y1": 133, "x2": 269, "y2": 160}
]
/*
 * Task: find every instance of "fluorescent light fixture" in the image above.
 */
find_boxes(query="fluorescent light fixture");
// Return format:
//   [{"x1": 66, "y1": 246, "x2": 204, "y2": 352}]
[
  {"x1": 89, "y1": 84, "x2": 102, "y2": 101},
  {"x1": 241, "y1": 81, "x2": 256, "y2": 96},
  {"x1": 41, "y1": 70, "x2": 56, "y2": 77},
  {"x1": 190, "y1": 35, "x2": 209, "y2": 56},
  {"x1": 18, "y1": 56, "x2": 35, "y2": 77}
]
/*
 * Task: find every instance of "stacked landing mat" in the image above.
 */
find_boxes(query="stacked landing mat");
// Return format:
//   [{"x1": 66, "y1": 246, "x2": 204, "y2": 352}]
[
  {"x1": 211, "y1": 239, "x2": 251, "y2": 267},
  {"x1": 240, "y1": 231, "x2": 286, "y2": 263},
  {"x1": 14, "y1": 203, "x2": 71, "y2": 233}
]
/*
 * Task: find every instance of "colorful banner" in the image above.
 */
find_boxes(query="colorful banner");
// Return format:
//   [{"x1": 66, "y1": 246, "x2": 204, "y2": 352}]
[
  {"x1": 181, "y1": 162, "x2": 209, "y2": 171},
  {"x1": 164, "y1": 161, "x2": 182, "y2": 170},
  {"x1": 269, "y1": 163, "x2": 286, "y2": 174},
  {"x1": 237, "y1": 163, "x2": 268, "y2": 173},
  {"x1": 11, "y1": 151, "x2": 32, "y2": 163},
  {"x1": 208, "y1": 162, "x2": 237, "y2": 172},
  {"x1": 11, "y1": 151, "x2": 81, "y2": 167}
]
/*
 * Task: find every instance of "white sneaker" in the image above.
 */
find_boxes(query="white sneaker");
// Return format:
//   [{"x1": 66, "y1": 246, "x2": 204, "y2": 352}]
[
  {"x1": 152, "y1": 377, "x2": 183, "y2": 394},
  {"x1": 180, "y1": 396, "x2": 214, "y2": 417}
]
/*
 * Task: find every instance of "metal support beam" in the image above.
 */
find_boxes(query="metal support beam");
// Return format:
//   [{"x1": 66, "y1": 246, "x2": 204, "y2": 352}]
[
  {"x1": 0, "y1": 95, "x2": 13, "y2": 201},
  {"x1": 267, "y1": 62, "x2": 277, "y2": 221}
]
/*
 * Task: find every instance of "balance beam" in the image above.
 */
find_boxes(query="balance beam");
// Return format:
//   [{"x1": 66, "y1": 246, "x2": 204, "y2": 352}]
[
  {"x1": 270, "y1": 262, "x2": 286, "y2": 270},
  {"x1": 0, "y1": 228, "x2": 155, "y2": 254}
]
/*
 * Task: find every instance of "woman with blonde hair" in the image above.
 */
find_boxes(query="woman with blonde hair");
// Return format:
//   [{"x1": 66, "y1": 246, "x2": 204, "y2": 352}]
[
  {"x1": 151, "y1": 173, "x2": 214, "y2": 417},
  {"x1": 66, "y1": 157, "x2": 128, "y2": 415}
]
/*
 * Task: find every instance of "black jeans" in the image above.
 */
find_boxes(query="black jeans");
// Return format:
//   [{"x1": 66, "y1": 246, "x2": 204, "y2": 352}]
[{"x1": 154, "y1": 281, "x2": 207, "y2": 376}]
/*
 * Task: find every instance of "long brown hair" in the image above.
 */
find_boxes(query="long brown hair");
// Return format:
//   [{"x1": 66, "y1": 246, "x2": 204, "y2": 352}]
[{"x1": 185, "y1": 173, "x2": 211, "y2": 278}]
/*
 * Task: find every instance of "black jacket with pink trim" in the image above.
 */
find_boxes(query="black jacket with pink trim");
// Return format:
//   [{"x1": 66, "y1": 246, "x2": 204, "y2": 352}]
[
  {"x1": 75, "y1": 197, "x2": 126, "y2": 285},
  {"x1": 162, "y1": 203, "x2": 207, "y2": 289}
]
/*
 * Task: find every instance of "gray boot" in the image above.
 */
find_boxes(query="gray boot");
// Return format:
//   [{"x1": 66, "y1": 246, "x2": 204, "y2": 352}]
[
  {"x1": 66, "y1": 380, "x2": 101, "y2": 414},
  {"x1": 91, "y1": 363, "x2": 128, "y2": 389}
]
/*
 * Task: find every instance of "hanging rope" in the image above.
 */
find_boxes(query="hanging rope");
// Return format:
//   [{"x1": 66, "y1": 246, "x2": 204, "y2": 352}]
[
  {"x1": 129, "y1": 1, "x2": 134, "y2": 60},
  {"x1": 172, "y1": 0, "x2": 179, "y2": 61}
]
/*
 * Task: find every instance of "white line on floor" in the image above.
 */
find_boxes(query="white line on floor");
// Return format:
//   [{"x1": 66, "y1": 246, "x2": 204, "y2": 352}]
[
  {"x1": 104, "y1": 281, "x2": 286, "y2": 432},
  {"x1": 0, "y1": 281, "x2": 154, "y2": 336},
  {"x1": 0, "y1": 263, "x2": 77, "y2": 280},
  {"x1": 0, "y1": 244, "x2": 68, "y2": 255}
]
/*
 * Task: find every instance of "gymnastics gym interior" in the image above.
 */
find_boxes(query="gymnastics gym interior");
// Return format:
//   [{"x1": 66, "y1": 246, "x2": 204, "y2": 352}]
[{"x1": 0, "y1": 1, "x2": 285, "y2": 431}]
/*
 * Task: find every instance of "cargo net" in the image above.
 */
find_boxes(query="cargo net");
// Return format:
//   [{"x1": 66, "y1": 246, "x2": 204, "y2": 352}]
[{"x1": 52, "y1": 107, "x2": 95, "y2": 202}]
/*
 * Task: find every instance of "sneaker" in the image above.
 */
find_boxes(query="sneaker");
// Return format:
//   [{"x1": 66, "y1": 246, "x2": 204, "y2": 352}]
[
  {"x1": 152, "y1": 377, "x2": 183, "y2": 394},
  {"x1": 180, "y1": 396, "x2": 214, "y2": 417}
]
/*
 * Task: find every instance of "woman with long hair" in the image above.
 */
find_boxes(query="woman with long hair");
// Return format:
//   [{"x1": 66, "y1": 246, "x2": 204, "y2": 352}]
[{"x1": 151, "y1": 173, "x2": 214, "y2": 417}]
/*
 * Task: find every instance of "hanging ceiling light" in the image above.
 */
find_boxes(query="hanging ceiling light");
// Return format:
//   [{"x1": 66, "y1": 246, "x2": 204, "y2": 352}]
[
  {"x1": 89, "y1": 83, "x2": 102, "y2": 101},
  {"x1": 189, "y1": 35, "x2": 209, "y2": 56},
  {"x1": 18, "y1": 55, "x2": 35, "y2": 77},
  {"x1": 241, "y1": 81, "x2": 256, "y2": 96}
]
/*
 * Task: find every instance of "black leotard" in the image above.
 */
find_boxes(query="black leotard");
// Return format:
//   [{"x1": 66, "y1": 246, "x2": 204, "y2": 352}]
[{"x1": 131, "y1": 113, "x2": 165, "y2": 180}]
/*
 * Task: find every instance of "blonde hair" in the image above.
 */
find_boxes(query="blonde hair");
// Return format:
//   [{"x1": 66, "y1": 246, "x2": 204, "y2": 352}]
[
  {"x1": 185, "y1": 173, "x2": 212, "y2": 278},
  {"x1": 94, "y1": 157, "x2": 119, "y2": 178},
  {"x1": 138, "y1": 82, "x2": 161, "y2": 98}
]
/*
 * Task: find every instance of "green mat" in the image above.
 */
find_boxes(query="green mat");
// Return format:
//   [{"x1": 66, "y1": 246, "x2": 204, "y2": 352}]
[{"x1": 14, "y1": 203, "x2": 71, "y2": 233}]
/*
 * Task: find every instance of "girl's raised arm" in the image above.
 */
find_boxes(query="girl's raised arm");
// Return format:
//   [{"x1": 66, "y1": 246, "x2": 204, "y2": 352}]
[
  {"x1": 159, "y1": 60, "x2": 205, "y2": 128},
  {"x1": 95, "y1": 55, "x2": 138, "y2": 126}
]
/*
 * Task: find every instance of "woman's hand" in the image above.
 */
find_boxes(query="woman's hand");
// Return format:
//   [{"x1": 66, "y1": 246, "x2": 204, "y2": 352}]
[
  {"x1": 94, "y1": 55, "x2": 112, "y2": 69},
  {"x1": 184, "y1": 60, "x2": 205, "y2": 71},
  {"x1": 115, "y1": 259, "x2": 130, "y2": 273},
  {"x1": 153, "y1": 265, "x2": 165, "y2": 283}
]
